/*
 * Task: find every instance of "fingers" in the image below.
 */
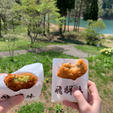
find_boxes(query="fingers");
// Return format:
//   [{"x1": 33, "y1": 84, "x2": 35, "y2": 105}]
[
  {"x1": 88, "y1": 81, "x2": 100, "y2": 101},
  {"x1": 88, "y1": 80, "x2": 101, "y2": 107},
  {"x1": 88, "y1": 80, "x2": 98, "y2": 95},
  {"x1": 73, "y1": 90, "x2": 88, "y2": 107},
  {"x1": 7, "y1": 94, "x2": 24, "y2": 108},
  {"x1": 0, "y1": 94, "x2": 24, "y2": 113},
  {"x1": 0, "y1": 74, "x2": 7, "y2": 76},
  {"x1": 63, "y1": 100, "x2": 78, "y2": 110}
]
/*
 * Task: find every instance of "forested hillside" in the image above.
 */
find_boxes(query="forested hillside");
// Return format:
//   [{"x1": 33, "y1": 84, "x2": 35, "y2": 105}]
[{"x1": 99, "y1": 0, "x2": 113, "y2": 19}]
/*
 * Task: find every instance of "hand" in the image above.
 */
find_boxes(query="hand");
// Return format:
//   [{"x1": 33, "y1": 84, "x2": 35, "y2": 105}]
[
  {"x1": 63, "y1": 80, "x2": 102, "y2": 113},
  {"x1": 0, "y1": 74, "x2": 24, "y2": 113},
  {"x1": 0, "y1": 94, "x2": 24, "y2": 113}
]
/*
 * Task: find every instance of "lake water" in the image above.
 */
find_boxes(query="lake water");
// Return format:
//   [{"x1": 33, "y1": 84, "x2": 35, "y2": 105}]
[{"x1": 69, "y1": 19, "x2": 113, "y2": 34}]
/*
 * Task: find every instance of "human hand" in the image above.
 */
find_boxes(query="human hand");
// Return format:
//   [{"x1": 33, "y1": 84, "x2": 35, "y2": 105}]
[
  {"x1": 0, "y1": 94, "x2": 24, "y2": 113},
  {"x1": 63, "y1": 80, "x2": 102, "y2": 113},
  {"x1": 0, "y1": 74, "x2": 24, "y2": 113}
]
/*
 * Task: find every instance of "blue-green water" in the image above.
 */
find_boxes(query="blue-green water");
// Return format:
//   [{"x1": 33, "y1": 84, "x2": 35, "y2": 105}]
[
  {"x1": 69, "y1": 19, "x2": 113, "y2": 34},
  {"x1": 51, "y1": 17, "x2": 113, "y2": 34}
]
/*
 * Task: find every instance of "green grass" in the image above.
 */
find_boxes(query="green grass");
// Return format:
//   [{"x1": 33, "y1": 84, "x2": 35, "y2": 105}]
[
  {"x1": 0, "y1": 23, "x2": 113, "y2": 113},
  {"x1": 75, "y1": 44, "x2": 104, "y2": 55},
  {"x1": 0, "y1": 50, "x2": 113, "y2": 113},
  {"x1": 0, "y1": 37, "x2": 67, "y2": 52},
  {"x1": 0, "y1": 51, "x2": 74, "y2": 75},
  {"x1": 17, "y1": 102, "x2": 44, "y2": 113},
  {"x1": 0, "y1": 39, "x2": 30, "y2": 51},
  {"x1": 88, "y1": 55, "x2": 113, "y2": 84},
  {"x1": 0, "y1": 25, "x2": 67, "y2": 52}
]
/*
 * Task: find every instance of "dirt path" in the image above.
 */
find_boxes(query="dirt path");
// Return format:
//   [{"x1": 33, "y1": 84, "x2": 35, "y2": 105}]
[
  {"x1": 47, "y1": 44, "x2": 88, "y2": 57},
  {"x1": 0, "y1": 44, "x2": 88, "y2": 58},
  {"x1": 0, "y1": 50, "x2": 27, "y2": 57}
]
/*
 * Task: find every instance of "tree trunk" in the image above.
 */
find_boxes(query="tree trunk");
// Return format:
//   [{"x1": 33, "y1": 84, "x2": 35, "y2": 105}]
[
  {"x1": 47, "y1": 14, "x2": 50, "y2": 34},
  {"x1": 59, "y1": 20, "x2": 63, "y2": 35},
  {"x1": 63, "y1": 17, "x2": 66, "y2": 32},
  {"x1": 73, "y1": 9, "x2": 77, "y2": 31},
  {"x1": 67, "y1": 10, "x2": 70, "y2": 32},
  {"x1": 43, "y1": 14, "x2": 46, "y2": 35},
  {"x1": 28, "y1": 29, "x2": 33, "y2": 46},
  {"x1": 12, "y1": 19, "x2": 15, "y2": 32},
  {"x1": 2, "y1": 17, "x2": 7, "y2": 34},
  {"x1": 77, "y1": 0, "x2": 83, "y2": 32},
  {"x1": 0, "y1": 18, "x2": 1, "y2": 37}
]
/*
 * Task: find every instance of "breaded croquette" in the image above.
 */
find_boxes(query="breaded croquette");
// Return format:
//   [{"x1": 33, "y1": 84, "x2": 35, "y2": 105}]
[
  {"x1": 4, "y1": 72, "x2": 38, "y2": 91},
  {"x1": 57, "y1": 59, "x2": 87, "y2": 80}
]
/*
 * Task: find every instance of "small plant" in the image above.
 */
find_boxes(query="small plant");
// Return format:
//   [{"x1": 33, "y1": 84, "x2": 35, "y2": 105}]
[
  {"x1": 6, "y1": 36, "x2": 16, "y2": 62},
  {"x1": 42, "y1": 78, "x2": 49, "y2": 92},
  {"x1": 100, "y1": 48, "x2": 113, "y2": 56},
  {"x1": 55, "y1": 104, "x2": 64, "y2": 113},
  {"x1": 44, "y1": 78, "x2": 49, "y2": 83},
  {"x1": 17, "y1": 102, "x2": 44, "y2": 113}
]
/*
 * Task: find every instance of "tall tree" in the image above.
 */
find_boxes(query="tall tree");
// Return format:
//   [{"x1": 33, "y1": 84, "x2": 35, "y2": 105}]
[
  {"x1": 39, "y1": 0, "x2": 59, "y2": 35},
  {"x1": 56, "y1": 0, "x2": 75, "y2": 34},
  {"x1": 71, "y1": 0, "x2": 84, "y2": 32},
  {"x1": 102, "y1": 0, "x2": 113, "y2": 19},
  {"x1": 83, "y1": 0, "x2": 99, "y2": 21},
  {"x1": 0, "y1": 0, "x2": 14, "y2": 37},
  {"x1": 98, "y1": 0, "x2": 105, "y2": 18},
  {"x1": 14, "y1": 0, "x2": 59, "y2": 45}
]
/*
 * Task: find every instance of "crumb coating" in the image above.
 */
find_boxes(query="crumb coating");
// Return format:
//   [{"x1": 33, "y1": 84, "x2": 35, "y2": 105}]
[
  {"x1": 57, "y1": 59, "x2": 87, "y2": 80},
  {"x1": 4, "y1": 72, "x2": 38, "y2": 91}
]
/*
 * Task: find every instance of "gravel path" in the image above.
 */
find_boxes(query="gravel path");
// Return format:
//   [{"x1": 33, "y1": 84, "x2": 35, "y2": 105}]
[
  {"x1": 47, "y1": 44, "x2": 88, "y2": 57},
  {"x1": 0, "y1": 44, "x2": 88, "y2": 58}
]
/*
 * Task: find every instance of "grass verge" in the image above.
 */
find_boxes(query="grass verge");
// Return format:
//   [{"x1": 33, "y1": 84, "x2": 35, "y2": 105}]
[{"x1": 75, "y1": 44, "x2": 104, "y2": 55}]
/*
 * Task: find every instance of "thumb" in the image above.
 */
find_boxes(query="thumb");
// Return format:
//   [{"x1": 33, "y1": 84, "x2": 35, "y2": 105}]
[
  {"x1": 74, "y1": 90, "x2": 88, "y2": 109},
  {"x1": 0, "y1": 95, "x2": 24, "y2": 113}
]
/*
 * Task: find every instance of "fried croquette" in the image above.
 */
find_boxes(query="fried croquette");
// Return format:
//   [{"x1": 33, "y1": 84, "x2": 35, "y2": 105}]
[
  {"x1": 4, "y1": 72, "x2": 38, "y2": 91},
  {"x1": 57, "y1": 59, "x2": 87, "y2": 80}
]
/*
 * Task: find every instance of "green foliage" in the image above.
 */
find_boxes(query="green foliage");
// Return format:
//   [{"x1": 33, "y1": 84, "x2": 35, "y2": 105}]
[
  {"x1": 83, "y1": 27, "x2": 100, "y2": 45},
  {"x1": 55, "y1": 104, "x2": 63, "y2": 113},
  {"x1": 13, "y1": 0, "x2": 60, "y2": 44},
  {"x1": 83, "y1": 19, "x2": 106, "y2": 45},
  {"x1": 83, "y1": 0, "x2": 98, "y2": 20},
  {"x1": 17, "y1": 102, "x2": 44, "y2": 113},
  {"x1": 0, "y1": 51, "x2": 74, "y2": 74},
  {"x1": 88, "y1": 19, "x2": 106, "y2": 33},
  {"x1": 56, "y1": 0, "x2": 75, "y2": 34},
  {"x1": 56, "y1": 0, "x2": 75, "y2": 16},
  {"x1": 0, "y1": 0, "x2": 15, "y2": 35},
  {"x1": 0, "y1": 0, "x2": 14, "y2": 20},
  {"x1": 98, "y1": 0, "x2": 105, "y2": 17},
  {"x1": 102, "y1": 0, "x2": 113, "y2": 18}
]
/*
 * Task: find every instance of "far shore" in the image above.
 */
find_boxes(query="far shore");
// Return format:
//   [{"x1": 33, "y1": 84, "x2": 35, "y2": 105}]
[{"x1": 50, "y1": 24, "x2": 113, "y2": 37}]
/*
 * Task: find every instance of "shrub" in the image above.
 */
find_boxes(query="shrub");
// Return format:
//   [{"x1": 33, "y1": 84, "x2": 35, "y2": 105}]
[
  {"x1": 55, "y1": 104, "x2": 64, "y2": 113},
  {"x1": 100, "y1": 48, "x2": 113, "y2": 56},
  {"x1": 83, "y1": 28, "x2": 100, "y2": 45},
  {"x1": 63, "y1": 31, "x2": 79, "y2": 40},
  {"x1": 84, "y1": 19, "x2": 106, "y2": 46},
  {"x1": 17, "y1": 102, "x2": 44, "y2": 113}
]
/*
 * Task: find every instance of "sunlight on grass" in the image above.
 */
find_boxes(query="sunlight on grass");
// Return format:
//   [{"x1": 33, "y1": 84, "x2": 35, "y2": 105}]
[
  {"x1": 0, "y1": 51, "x2": 113, "y2": 113},
  {"x1": 75, "y1": 44, "x2": 104, "y2": 55}
]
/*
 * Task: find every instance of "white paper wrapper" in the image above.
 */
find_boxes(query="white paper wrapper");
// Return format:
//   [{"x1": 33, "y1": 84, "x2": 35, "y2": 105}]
[
  {"x1": 0, "y1": 63, "x2": 44, "y2": 101},
  {"x1": 51, "y1": 58, "x2": 88, "y2": 102}
]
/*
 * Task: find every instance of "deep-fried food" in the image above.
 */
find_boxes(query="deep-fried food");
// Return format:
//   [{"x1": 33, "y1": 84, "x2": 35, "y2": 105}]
[
  {"x1": 57, "y1": 59, "x2": 87, "y2": 80},
  {"x1": 4, "y1": 72, "x2": 38, "y2": 91}
]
